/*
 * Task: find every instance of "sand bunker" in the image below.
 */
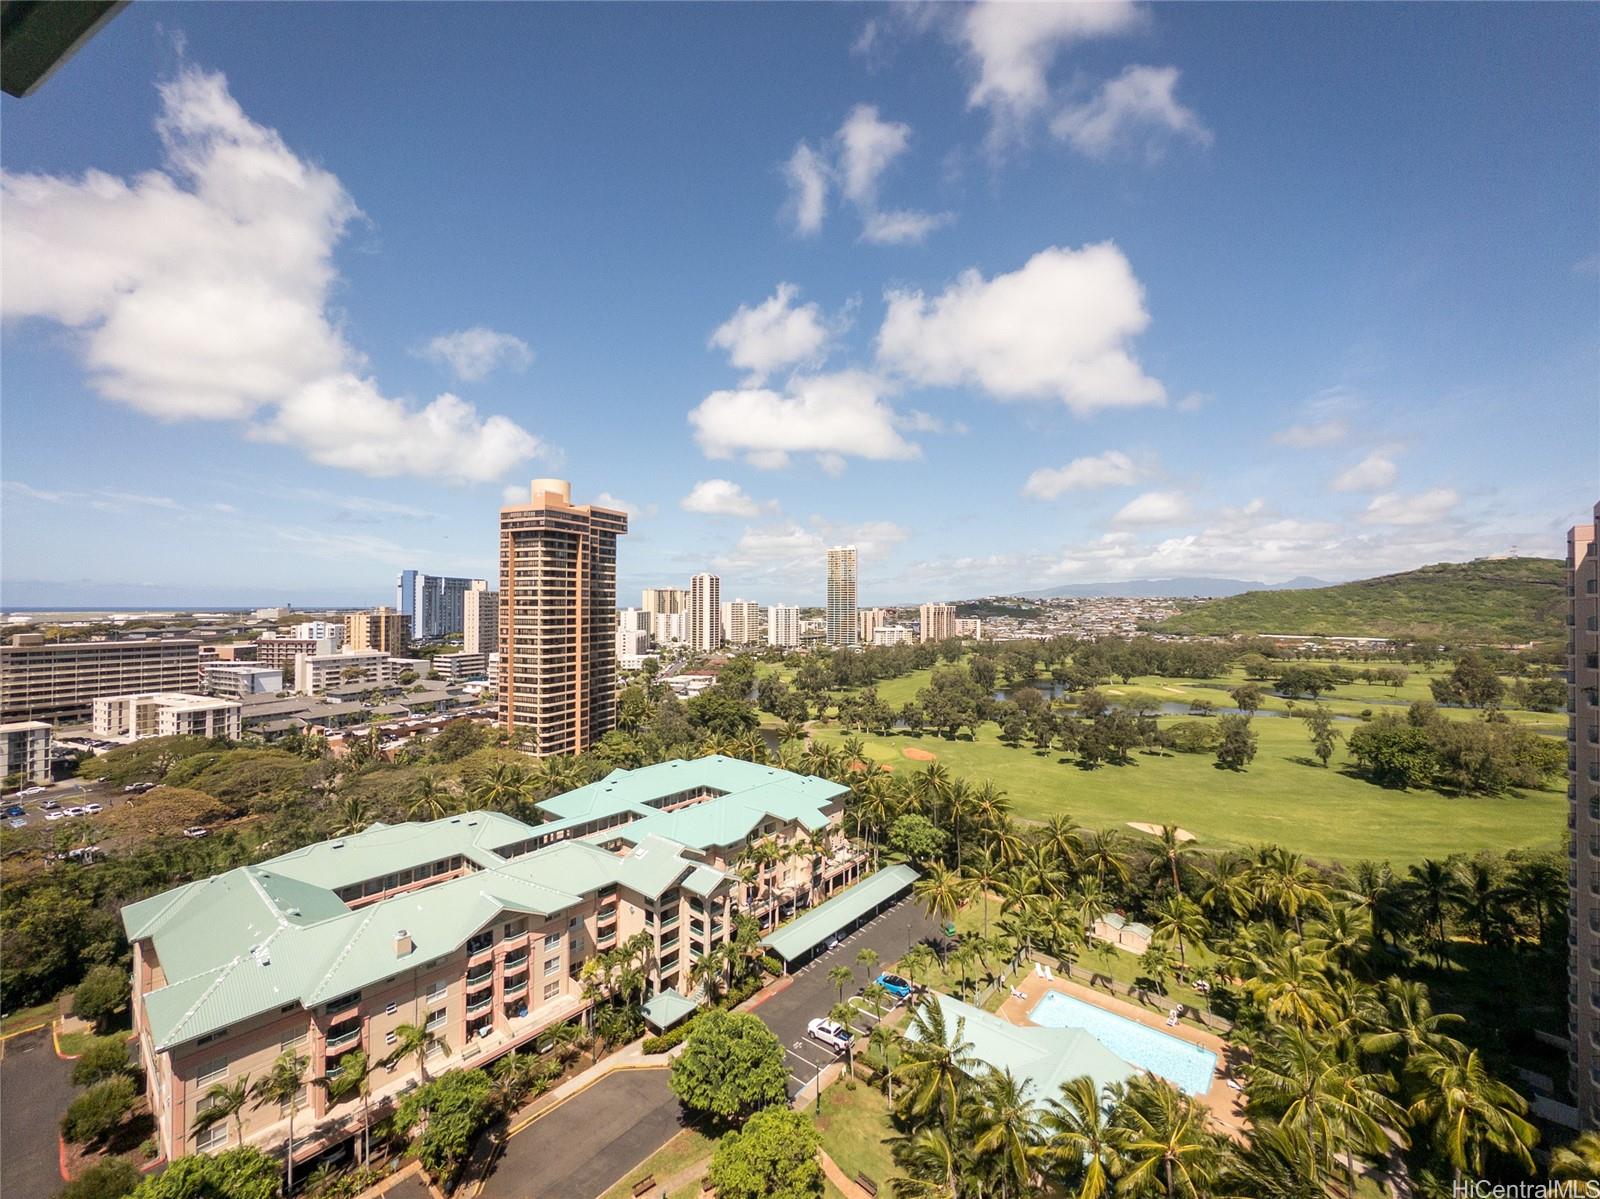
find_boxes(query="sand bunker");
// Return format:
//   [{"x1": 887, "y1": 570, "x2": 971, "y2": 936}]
[
  {"x1": 902, "y1": 746, "x2": 939, "y2": 762},
  {"x1": 1128, "y1": 821, "x2": 1196, "y2": 842}
]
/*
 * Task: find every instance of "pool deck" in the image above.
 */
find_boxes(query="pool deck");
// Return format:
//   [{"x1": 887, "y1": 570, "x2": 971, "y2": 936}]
[{"x1": 997, "y1": 970, "x2": 1250, "y2": 1139}]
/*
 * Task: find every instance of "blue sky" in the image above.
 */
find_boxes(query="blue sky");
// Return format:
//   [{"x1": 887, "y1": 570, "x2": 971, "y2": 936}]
[{"x1": 2, "y1": 2, "x2": 1596, "y2": 608}]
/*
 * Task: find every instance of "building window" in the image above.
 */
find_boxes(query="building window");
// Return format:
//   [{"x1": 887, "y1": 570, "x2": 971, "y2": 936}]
[
  {"x1": 544, "y1": 956, "x2": 560, "y2": 974},
  {"x1": 196, "y1": 1057, "x2": 228, "y2": 1086},
  {"x1": 280, "y1": 1029, "x2": 308, "y2": 1052},
  {"x1": 426, "y1": 979, "x2": 447, "y2": 1000},
  {"x1": 425, "y1": 1008, "x2": 447, "y2": 1031},
  {"x1": 543, "y1": 981, "x2": 560, "y2": 1001},
  {"x1": 195, "y1": 1123, "x2": 228, "y2": 1152},
  {"x1": 324, "y1": 991, "x2": 361, "y2": 1013},
  {"x1": 504, "y1": 917, "x2": 528, "y2": 938},
  {"x1": 544, "y1": 932, "x2": 562, "y2": 949}
]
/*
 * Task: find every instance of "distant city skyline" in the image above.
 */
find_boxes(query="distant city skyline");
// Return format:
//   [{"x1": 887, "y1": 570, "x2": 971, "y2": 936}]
[{"x1": 2, "y1": 4, "x2": 1594, "y2": 607}]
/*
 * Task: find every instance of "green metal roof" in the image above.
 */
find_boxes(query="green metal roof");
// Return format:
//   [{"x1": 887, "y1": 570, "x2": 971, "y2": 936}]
[
  {"x1": 640, "y1": 987, "x2": 698, "y2": 1031},
  {"x1": 538, "y1": 755, "x2": 845, "y2": 828},
  {"x1": 760, "y1": 864, "x2": 919, "y2": 962},
  {"x1": 263, "y1": 811, "x2": 534, "y2": 888},
  {"x1": 907, "y1": 993, "x2": 1140, "y2": 1102}
]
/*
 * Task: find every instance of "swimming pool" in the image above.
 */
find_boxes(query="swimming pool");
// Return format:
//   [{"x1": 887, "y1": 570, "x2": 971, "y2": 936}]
[{"x1": 1029, "y1": 990, "x2": 1217, "y2": 1096}]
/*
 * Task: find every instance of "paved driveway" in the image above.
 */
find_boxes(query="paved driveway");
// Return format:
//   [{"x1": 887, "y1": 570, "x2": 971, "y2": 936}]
[
  {"x1": 1, "y1": 1028, "x2": 74, "y2": 1199},
  {"x1": 480, "y1": 1068, "x2": 684, "y2": 1199},
  {"x1": 751, "y1": 898, "x2": 943, "y2": 1097}
]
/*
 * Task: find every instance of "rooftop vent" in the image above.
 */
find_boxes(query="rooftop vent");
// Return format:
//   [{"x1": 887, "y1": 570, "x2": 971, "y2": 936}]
[
  {"x1": 331, "y1": 841, "x2": 346, "y2": 849},
  {"x1": 395, "y1": 929, "x2": 414, "y2": 957},
  {"x1": 250, "y1": 944, "x2": 271, "y2": 966}
]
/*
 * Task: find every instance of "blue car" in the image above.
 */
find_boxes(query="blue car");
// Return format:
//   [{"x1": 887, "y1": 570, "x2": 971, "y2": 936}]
[
  {"x1": 4, "y1": 805, "x2": 24, "y2": 818},
  {"x1": 876, "y1": 972, "x2": 912, "y2": 1000}
]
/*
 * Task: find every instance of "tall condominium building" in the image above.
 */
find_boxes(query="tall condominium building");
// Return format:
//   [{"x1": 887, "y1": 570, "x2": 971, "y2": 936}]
[
  {"x1": 721, "y1": 599, "x2": 762, "y2": 646},
  {"x1": 641, "y1": 587, "x2": 689, "y2": 616},
  {"x1": 1, "y1": 635, "x2": 201, "y2": 725},
  {"x1": 651, "y1": 611, "x2": 687, "y2": 646},
  {"x1": 826, "y1": 546, "x2": 859, "y2": 647},
  {"x1": 1568, "y1": 504, "x2": 1600, "y2": 1126},
  {"x1": 463, "y1": 582, "x2": 499, "y2": 655},
  {"x1": 919, "y1": 602, "x2": 957, "y2": 643},
  {"x1": 0, "y1": 721, "x2": 52, "y2": 785},
  {"x1": 344, "y1": 607, "x2": 411, "y2": 654},
  {"x1": 93, "y1": 693, "x2": 243, "y2": 742},
  {"x1": 498, "y1": 480, "x2": 629, "y2": 755},
  {"x1": 857, "y1": 607, "x2": 890, "y2": 646},
  {"x1": 397, "y1": 571, "x2": 486, "y2": 640},
  {"x1": 689, "y1": 573, "x2": 722, "y2": 653},
  {"x1": 954, "y1": 617, "x2": 984, "y2": 640},
  {"x1": 617, "y1": 608, "x2": 651, "y2": 633},
  {"x1": 767, "y1": 604, "x2": 801, "y2": 649}
]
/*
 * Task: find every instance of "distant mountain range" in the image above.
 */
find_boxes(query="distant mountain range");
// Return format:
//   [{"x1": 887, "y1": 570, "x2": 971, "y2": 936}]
[{"x1": 1017, "y1": 576, "x2": 1331, "y2": 600}]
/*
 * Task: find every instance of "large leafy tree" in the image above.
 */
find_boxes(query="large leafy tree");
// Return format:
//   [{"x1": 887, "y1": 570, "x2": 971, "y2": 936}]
[
  {"x1": 129, "y1": 1147, "x2": 280, "y2": 1199},
  {"x1": 668, "y1": 1008, "x2": 788, "y2": 1126},
  {"x1": 706, "y1": 1104, "x2": 824, "y2": 1199},
  {"x1": 391, "y1": 1068, "x2": 495, "y2": 1189}
]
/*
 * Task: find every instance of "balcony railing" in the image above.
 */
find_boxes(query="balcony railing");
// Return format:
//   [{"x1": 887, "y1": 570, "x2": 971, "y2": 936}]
[
  {"x1": 503, "y1": 974, "x2": 528, "y2": 997},
  {"x1": 504, "y1": 949, "x2": 529, "y2": 970},
  {"x1": 466, "y1": 989, "x2": 493, "y2": 1015},
  {"x1": 467, "y1": 933, "x2": 494, "y2": 956},
  {"x1": 325, "y1": 1025, "x2": 361, "y2": 1052},
  {"x1": 466, "y1": 965, "x2": 494, "y2": 988}
]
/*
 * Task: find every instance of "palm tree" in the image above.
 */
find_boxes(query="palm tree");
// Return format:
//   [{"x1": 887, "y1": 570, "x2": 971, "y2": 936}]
[
  {"x1": 969, "y1": 1067, "x2": 1041, "y2": 1199},
  {"x1": 251, "y1": 1051, "x2": 308, "y2": 1192},
  {"x1": 1198, "y1": 852, "x2": 1255, "y2": 926},
  {"x1": 1359, "y1": 978, "x2": 1467, "y2": 1069},
  {"x1": 1401, "y1": 858, "x2": 1465, "y2": 965},
  {"x1": 1405, "y1": 1042, "x2": 1537, "y2": 1181},
  {"x1": 406, "y1": 776, "x2": 451, "y2": 821},
  {"x1": 900, "y1": 943, "x2": 939, "y2": 993},
  {"x1": 964, "y1": 845, "x2": 1007, "y2": 938},
  {"x1": 191, "y1": 1074, "x2": 250, "y2": 1149},
  {"x1": 383, "y1": 1021, "x2": 446, "y2": 1083},
  {"x1": 915, "y1": 862, "x2": 973, "y2": 931},
  {"x1": 830, "y1": 1002, "x2": 860, "y2": 1077},
  {"x1": 1083, "y1": 828, "x2": 1133, "y2": 887},
  {"x1": 944, "y1": 779, "x2": 977, "y2": 867},
  {"x1": 1216, "y1": 1121, "x2": 1326, "y2": 1199},
  {"x1": 869, "y1": 1022, "x2": 901, "y2": 1102},
  {"x1": 856, "y1": 946, "x2": 880, "y2": 981},
  {"x1": 320, "y1": 1048, "x2": 373, "y2": 1163},
  {"x1": 1150, "y1": 895, "x2": 1208, "y2": 968},
  {"x1": 895, "y1": 997, "x2": 979, "y2": 1132},
  {"x1": 1551, "y1": 1130, "x2": 1600, "y2": 1180},
  {"x1": 333, "y1": 794, "x2": 370, "y2": 836},
  {"x1": 1154, "y1": 824, "x2": 1197, "y2": 896},
  {"x1": 470, "y1": 761, "x2": 529, "y2": 815},
  {"x1": 1115, "y1": 1077, "x2": 1222, "y2": 1198},
  {"x1": 1246, "y1": 1025, "x2": 1400, "y2": 1185},
  {"x1": 889, "y1": 1124, "x2": 968, "y2": 1199},
  {"x1": 1041, "y1": 1075, "x2": 1123, "y2": 1199},
  {"x1": 829, "y1": 964, "x2": 855, "y2": 1005},
  {"x1": 1239, "y1": 944, "x2": 1339, "y2": 1031}
]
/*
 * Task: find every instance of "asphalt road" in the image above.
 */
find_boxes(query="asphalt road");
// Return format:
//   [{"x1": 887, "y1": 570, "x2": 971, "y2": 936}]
[
  {"x1": 480, "y1": 1069, "x2": 685, "y2": 1199},
  {"x1": 751, "y1": 897, "x2": 943, "y2": 1098},
  {"x1": 1, "y1": 1028, "x2": 74, "y2": 1199}
]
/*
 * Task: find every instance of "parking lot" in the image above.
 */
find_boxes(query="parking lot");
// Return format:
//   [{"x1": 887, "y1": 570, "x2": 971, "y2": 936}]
[{"x1": 750, "y1": 897, "x2": 943, "y2": 1098}]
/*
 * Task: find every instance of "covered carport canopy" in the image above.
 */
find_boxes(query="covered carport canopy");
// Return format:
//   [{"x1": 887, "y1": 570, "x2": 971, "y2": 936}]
[{"x1": 761, "y1": 864, "x2": 919, "y2": 971}]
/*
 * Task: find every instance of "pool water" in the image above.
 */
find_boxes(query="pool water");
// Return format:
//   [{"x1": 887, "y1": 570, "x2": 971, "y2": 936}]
[{"x1": 1029, "y1": 990, "x2": 1218, "y2": 1096}]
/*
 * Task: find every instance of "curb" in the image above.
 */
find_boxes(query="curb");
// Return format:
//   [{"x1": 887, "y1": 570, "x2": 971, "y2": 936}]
[
  {"x1": 0, "y1": 1019, "x2": 53, "y2": 1042},
  {"x1": 52, "y1": 1020, "x2": 83, "y2": 1060},
  {"x1": 58, "y1": 1134, "x2": 71, "y2": 1182}
]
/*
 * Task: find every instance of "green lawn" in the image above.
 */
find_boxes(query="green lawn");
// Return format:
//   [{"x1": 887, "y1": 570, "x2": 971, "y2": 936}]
[
  {"x1": 1, "y1": 999, "x2": 56, "y2": 1035},
  {"x1": 813, "y1": 713, "x2": 1564, "y2": 867},
  {"x1": 595, "y1": 1127, "x2": 717, "y2": 1199},
  {"x1": 815, "y1": 1079, "x2": 898, "y2": 1194}
]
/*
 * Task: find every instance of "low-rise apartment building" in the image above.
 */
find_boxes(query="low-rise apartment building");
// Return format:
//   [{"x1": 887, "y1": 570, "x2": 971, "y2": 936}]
[
  {"x1": 1, "y1": 634, "x2": 201, "y2": 724},
  {"x1": 295, "y1": 649, "x2": 400, "y2": 696},
  {"x1": 0, "y1": 720, "x2": 52, "y2": 784},
  {"x1": 123, "y1": 757, "x2": 868, "y2": 1169},
  {"x1": 430, "y1": 652, "x2": 490, "y2": 682},
  {"x1": 199, "y1": 663, "x2": 284, "y2": 698},
  {"x1": 93, "y1": 693, "x2": 243, "y2": 742}
]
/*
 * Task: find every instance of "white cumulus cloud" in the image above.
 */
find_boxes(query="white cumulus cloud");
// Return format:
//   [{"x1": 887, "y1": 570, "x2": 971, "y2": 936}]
[
  {"x1": 688, "y1": 371, "x2": 920, "y2": 471},
  {"x1": 681, "y1": 479, "x2": 764, "y2": 518},
  {"x1": 1052, "y1": 65, "x2": 1211, "y2": 157},
  {"x1": 877, "y1": 243, "x2": 1165, "y2": 413},
  {"x1": 961, "y1": 0, "x2": 1142, "y2": 136},
  {"x1": 0, "y1": 65, "x2": 544, "y2": 483},
  {"x1": 419, "y1": 327, "x2": 533, "y2": 382},
  {"x1": 778, "y1": 106, "x2": 947, "y2": 244},
  {"x1": 708, "y1": 284, "x2": 832, "y2": 382},
  {"x1": 1112, "y1": 490, "x2": 1190, "y2": 526},
  {"x1": 1363, "y1": 488, "x2": 1459, "y2": 526},
  {"x1": 782, "y1": 143, "x2": 830, "y2": 236},
  {"x1": 1023, "y1": 450, "x2": 1139, "y2": 500},
  {"x1": 1331, "y1": 450, "x2": 1398, "y2": 493}
]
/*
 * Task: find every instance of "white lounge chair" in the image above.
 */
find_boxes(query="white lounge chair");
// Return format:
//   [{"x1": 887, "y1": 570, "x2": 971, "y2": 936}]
[
  {"x1": 1165, "y1": 1007, "x2": 1182, "y2": 1026},
  {"x1": 1043, "y1": 964, "x2": 1054, "y2": 981},
  {"x1": 1010, "y1": 987, "x2": 1027, "y2": 1000},
  {"x1": 1034, "y1": 962, "x2": 1045, "y2": 978}
]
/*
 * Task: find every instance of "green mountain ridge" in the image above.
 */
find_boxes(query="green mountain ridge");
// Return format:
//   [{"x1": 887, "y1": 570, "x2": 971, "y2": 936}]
[{"x1": 1155, "y1": 556, "x2": 1566, "y2": 643}]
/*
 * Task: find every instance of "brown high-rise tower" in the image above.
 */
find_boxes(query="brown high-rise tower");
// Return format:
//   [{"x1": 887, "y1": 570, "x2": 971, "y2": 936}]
[{"x1": 498, "y1": 479, "x2": 628, "y2": 755}]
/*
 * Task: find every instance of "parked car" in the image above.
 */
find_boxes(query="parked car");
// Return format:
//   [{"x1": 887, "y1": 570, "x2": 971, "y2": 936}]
[
  {"x1": 8, "y1": 817, "x2": 26, "y2": 829},
  {"x1": 83, "y1": 803, "x2": 104, "y2": 815},
  {"x1": 45, "y1": 810, "x2": 65, "y2": 821},
  {"x1": 123, "y1": 782, "x2": 156, "y2": 794},
  {"x1": 183, "y1": 826, "x2": 210, "y2": 839},
  {"x1": 807, "y1": 1018, "x2": 853, "y2": 1053},
  {"x1": 4, "y1": 805, "x2": 24, "y2": 818},
  {"x1": 63, "y1": 806, "x2": 85, "y2": 818},
  {"x1": 18, "y1": 786, "x2": 47, "y2": 797},
  {"x1": 875, "y1": 972, "x2": 912, "y2": 1000},
  {"x1": 40, "y1": 799, "x2": 60, "y2": 810}
]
